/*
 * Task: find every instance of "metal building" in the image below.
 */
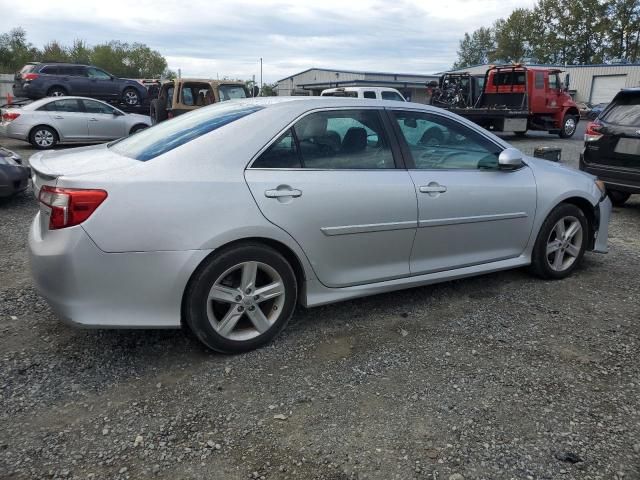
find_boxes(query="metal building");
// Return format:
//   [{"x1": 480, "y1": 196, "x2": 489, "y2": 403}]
[
  {"x1": 446, "y1": 63, "x2": 640, "y2": 104},
  {"x1": 276, "y1": 68, "x2": 439, "y2": 103}
]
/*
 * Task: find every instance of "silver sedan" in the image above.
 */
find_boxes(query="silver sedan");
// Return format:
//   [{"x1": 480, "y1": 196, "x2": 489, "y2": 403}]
[
  {"x1": 28, "y1": 97, "x2": 611, "y2": 353},
  {"x1": 0, "y1": 96, "x2": 150, "y2": 149}
]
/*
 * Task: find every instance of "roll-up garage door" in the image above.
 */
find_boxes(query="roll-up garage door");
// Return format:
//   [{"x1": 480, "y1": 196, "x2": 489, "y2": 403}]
[{"x1": 590, "y1": 75, "x2": 627, "y2": 104}]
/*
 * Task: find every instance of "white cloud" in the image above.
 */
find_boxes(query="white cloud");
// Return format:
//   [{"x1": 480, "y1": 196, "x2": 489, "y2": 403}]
[{"x1": 0, "y1": 0, "x2": 536, "y2": 81}]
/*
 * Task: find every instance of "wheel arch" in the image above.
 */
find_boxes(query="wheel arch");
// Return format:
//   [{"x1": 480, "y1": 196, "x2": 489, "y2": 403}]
[
  {"x1": 565, "y1": 106, "x2": 580, "y2": 119},
  {"x1": 129, "y1": 123, "x2": 148, "y2": 135},
  {"x1": 28, "y1": 123, "x2": 60, "y2": 143},
  {"x1": 560, "y1": 196, "x2": 597, "y2": 249},
  {"x1": 180, "y1": 236, "x2": 307, "y2": 326}
]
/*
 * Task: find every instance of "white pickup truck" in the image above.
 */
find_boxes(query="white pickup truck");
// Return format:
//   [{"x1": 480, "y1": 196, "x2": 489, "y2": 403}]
[{"x1": 320, "y1": 87, "x2": 406, "y2": 101}]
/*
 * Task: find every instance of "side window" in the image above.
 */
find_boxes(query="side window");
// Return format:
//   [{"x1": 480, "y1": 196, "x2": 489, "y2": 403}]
[
  {"x1": 535, "y1": 72, "x2": 544, "y2": 89},
  {"x1": 72, "y1": 67, "x2": 87, "y2": 77},
  {"x1": 392, "y1": 111, "x2": 501, "y2": 170},
  {"x1": 293, "y1": 110, "x2": 395, "y2": 169},
  {"x1": 252, "y1": 129, "x2": 301, "y2": 169},
  {"x1": 363, "y1": 91, "x2": 376, "y2": 99},
  {"x1": 87, "y1": 67, "x2": 111, "y2": 80},
  {"x1": 51, "y1": 99, "x2": 83, "y2": 113},
  {"x1": 549, "y1": 74, "x2": 560, "y2": 90},
  {"x1": 40, "y1": 66, "x2": 58, "y2": 75},
  {"x1": 83, "y1": 100, "x2": 116, "y2": 114},
  {"x1": 166, "y1": 86, "x2": 175, "y2": 109},
  {"x1": 381, "y1": 91, "x2": 404, "y2": 101},
  {"x1": 182, "y1": 86, "x2": 195, "y2": 106}
]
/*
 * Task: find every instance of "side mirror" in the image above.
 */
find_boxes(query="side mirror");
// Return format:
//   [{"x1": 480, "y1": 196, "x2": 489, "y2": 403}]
[
  {"x1": 113, "y1": 110, "x2": 124, "y2": 116},
  {"x1": 498, "y1": 148, "x2": 524, "y2": 169},
  {"x1": 252, "y1": 86, "x2": 260, "y2": 97}
]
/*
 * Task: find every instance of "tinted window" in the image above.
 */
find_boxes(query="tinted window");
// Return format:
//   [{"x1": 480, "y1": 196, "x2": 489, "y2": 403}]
[
  {"x1": 87, "y1": 67, "x2": 111, "y2": 80},
  {"x1": 363, "y1": 91, "x2": 376, "y2": 99},
  {"x1": 292, "y1": 110, "x2": 394, "y2": 169},
  {"x1": 381, "y1": 91, "x2": 404, "y2": 101},
  {"x1": 321, "y1": 91, "x2": 358, "y2": 98},
  {"x1": 48, "y1": 99, "x2": 83, "y2": 113},
  {"x1": 252, "y1": 129, "x2": 301, "y2": 168},
  {"x1": 182, "y1": 86, "x2": 195, "y2": 106},
  {"x1": 219, "y1": 85, "x2": 248, "y2": 101},
  {"x1": 109, "y1": 103, "x2": 263, "y2": 161},
  {"x1": 493, "y1": 72, "x2": 526, "y2": 86},
  {"x1": 549, "y1": 74, "x2": 560, "y2": 90},
  {"x1": 392, "y1": 110, "x2": 501, "y2": 170},
  {"x1": 535, "y1": 72, "x2": 544, "y2": 89},
  {"x1": 165, "y1": 86, "x2": 175, "y2": 109},
  {"x1": 83, "y1": 99, "x2": 116, "y2": 114},
  {"x1": 40, "y1": 66, "x2": 58, "y2": 75},
  {"x1": 602, "y1": 95, "x2": 640, "y2": 126}
]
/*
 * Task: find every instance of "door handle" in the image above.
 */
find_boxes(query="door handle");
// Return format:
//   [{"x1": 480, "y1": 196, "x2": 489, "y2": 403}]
[
  {"x1": 53, "y1": 115, "x2": 64, "y2": 119},
  {"x1": 265, "y1": 188, "x2": 302, "y2": 198},
  {"x1": 89, "y1": 118, "x2": 98, "y2": 122},
  {"x1": 419, "y1": 185, "x2": 447, "y2": 194}
]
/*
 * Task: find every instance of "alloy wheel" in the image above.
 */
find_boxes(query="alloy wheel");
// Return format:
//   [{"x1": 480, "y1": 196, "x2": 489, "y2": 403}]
[
  {"x1": 34, "y1": 129, "x2": 55, "y2": 147},
  {"x1": 564, "y1": 117, "x2": 577, "y2": 136},
  {"x1": 206, "y1": 261, "x2": 285, "y2": 341},
  {"x1": 124, "y1": 91, "x2": 139, "y2": 105},
  {"x1": 546, "y1": 216, "x2": 583, "y2": 272}
]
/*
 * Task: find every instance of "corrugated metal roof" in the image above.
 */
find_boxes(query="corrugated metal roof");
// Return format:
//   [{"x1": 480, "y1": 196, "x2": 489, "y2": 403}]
[{"x1": 277, "y1": 67, "x2": 437, "y2": 83}]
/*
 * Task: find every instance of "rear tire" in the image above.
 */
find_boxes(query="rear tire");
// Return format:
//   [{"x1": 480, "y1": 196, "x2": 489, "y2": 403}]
[
  {"x1": 47, "y1": 86, "x2": 66, "y2": 97},
  {"x1": 608, "y1": 189, "x2": 631, "y2": 206},
  {"x1": 559, "y1": 115, "x2": 578, "y2": 138},
  {"x1": 129, "y1": 124, "x2": 147, "y2": 135},
  {"x1": 150, "y1": 98, "x2": 167, "y2": 125},
  {"x1": 514, "y1": 130, "x2": 527, "y2": 137},
  {"x1": 29, "y1": 125, "x2": 58, "y2": 150},
  {"x1": 184, "y1": 243, "x2": 297, "y2": 353},
  {"x1": 529, "y1": 203, "x2": 588, "y2": 280}
]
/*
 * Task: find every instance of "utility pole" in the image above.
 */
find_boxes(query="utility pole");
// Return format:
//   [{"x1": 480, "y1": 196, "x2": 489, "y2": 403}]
[{"x1": 260, "y1": 57, "x2": 263, "y2": 96}]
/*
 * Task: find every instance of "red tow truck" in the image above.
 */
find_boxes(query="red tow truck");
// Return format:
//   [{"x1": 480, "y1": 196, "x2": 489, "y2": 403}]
[{"x1": 442, "y1": 65, "x2": 581, "y2": 138}]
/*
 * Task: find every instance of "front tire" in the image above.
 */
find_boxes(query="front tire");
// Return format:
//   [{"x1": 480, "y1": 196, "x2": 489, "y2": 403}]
[
  {"x1": 122, "y1": 88, "x2": 140, "y2": 106},
  {"x1": 559, "y1": 114, "x2": 578, "y2": 138},
  {"x1": 184, "y1": 243, "x2": 297, "y2": 353},
  {"x1": 29, "y1": 126, "x2": 58, "y2": 150},
  {"x1": 129, "y1": 124, "x2": 147, "y2": 135},
  {"x1": 529, "y1": 204, "x2": 588, "y2": 279},
  {"x1": 608, "y1": 190, "x2": 631, "y2": 206}
]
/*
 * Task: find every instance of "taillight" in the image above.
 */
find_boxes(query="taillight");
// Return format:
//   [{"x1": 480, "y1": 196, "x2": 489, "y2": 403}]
[
  {"x1": 584, "y1": 121, "x2": 603, "y2": 142},
  {"x1": 1, "y1": 112, "x2": 20, "y2": 122},
  {"x1": 23, "y1": 73, "x2": 39, "y2": 81},
  {"x1": 38, "y1": 186, "x2": 107, "y2": 230}
]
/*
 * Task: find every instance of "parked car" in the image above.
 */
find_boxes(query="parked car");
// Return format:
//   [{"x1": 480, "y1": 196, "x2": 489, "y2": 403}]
[
  {"x1": 29, "y1": 97, "x2": 611, "y2": 353},
  {"x1": 0, "y1": 147, "x2": 29, "y2": 198},
  {"x1": 580, "y1": 89, "x2": 640, "y2": 205},
  {"x1": 13, "y1": 62, "x2": 148, "y2": 106},
  {"x1": 587, "y1": 102, "x2": 608, "y2": 120},
  {"x1": 321, "y1": 87, "x2": 406, "y2": 101},
  {"x1": 150, "y1": 79, "x2": 249, "y2": 124},
  {"x1": 0, "y1": 97, "x2": 150, "y2": 149}
]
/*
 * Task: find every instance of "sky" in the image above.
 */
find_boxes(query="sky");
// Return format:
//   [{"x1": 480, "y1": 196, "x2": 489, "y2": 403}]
[{"x1": 1, "y1": 0, "x2": 536, "y2": 82}]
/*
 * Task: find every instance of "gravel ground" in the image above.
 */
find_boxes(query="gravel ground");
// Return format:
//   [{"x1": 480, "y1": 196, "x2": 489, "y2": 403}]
[{"x1": 1, "y1": 128, "x2": 639, "y2": 480}]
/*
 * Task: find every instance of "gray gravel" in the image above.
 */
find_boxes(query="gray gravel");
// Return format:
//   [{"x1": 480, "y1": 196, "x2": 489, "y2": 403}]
[{"x1": 1, "y1": 131, "x2": 639, "y2": 480}]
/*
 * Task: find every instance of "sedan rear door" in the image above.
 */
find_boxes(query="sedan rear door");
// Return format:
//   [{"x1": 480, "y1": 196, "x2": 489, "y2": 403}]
[
  {"x1": 245, "y1": 108, "x2": 417, "y2": 288},
  {"x1": 43, "y1": 98, "x2": 88, "y2": 141},
  {"x1": 389, "y1": 109, "x2": 536, "y2": 274}
]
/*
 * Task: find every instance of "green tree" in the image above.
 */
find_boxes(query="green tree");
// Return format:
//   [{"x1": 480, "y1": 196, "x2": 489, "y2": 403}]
[
  {"x1": 493, "y1": 8, "x2": 535, "y2": 63},
  {"x1": 0, "y1": 27, "x2": 39, "y2": 72},
  {"x1": 606, "y1": 0, "x2": 640, "y2": 61},
  {"x1": 452, "y1": 27, "x2": 495, "y2": 69},
  {"x1": 41, "y1": 40, "x2": 69, "y2": 62},
  {"x1": 68, "y1": 39, "x2": 92, "y2": 64}
]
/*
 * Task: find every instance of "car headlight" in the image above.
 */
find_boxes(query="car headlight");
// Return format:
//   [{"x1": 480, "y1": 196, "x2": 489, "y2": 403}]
[{"x1": 0, "y1": 157, "x2": 18, "y2": 166}]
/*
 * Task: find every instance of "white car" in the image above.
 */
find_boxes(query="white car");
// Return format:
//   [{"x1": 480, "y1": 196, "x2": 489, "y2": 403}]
[
  {"x1": 0, "y1": 97, "x2": 150, "y2": 149},
  {"x1": 321, "y1": 87, "x2": 406, "y2": 101}
]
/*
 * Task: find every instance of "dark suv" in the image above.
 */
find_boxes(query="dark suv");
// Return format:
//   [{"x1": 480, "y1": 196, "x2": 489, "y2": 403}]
[
  {"x1": 13, "y1": 62, "x2": 148, "y2": 106},
  {"x1": 581, "y1": 88, "x2": 640, "y2": 206}
]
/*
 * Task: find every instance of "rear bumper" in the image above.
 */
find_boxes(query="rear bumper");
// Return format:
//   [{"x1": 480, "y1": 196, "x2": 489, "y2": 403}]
[
  {"x1": 593, "y1": 195, "x2": 612, "y2": 254},
  {"x1": 28, "y1": 213, "x2": 212, "y2": 328},
  {"x1": 0, "y1": 122, "x2": 30, "y2": 141},
  {"x1": 580, "y1": 153, "x2": 640, "y2": 194},
  {"x1": 0, "y1": 164, "x2": 30, "y2": 197},
  {"x1": 12, "y1": 82, "x2": 43, "y2": 99}
]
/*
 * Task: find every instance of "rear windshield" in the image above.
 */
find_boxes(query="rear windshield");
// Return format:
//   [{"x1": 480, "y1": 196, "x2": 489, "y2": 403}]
[
  {"x1": 218, "y1": 85, "x2": 248, "y2": 101},
  {"x1": 322, "y1": 91, "x2": 358, "y2": 97},
  {"x1": 602, "y1": 95, "x2": 640, "y2": 126},
  {"x1": 109, "y1": 103, "x2": 263, "y2": 161},
  {"x1": 19, "y1": 64, "x2": 36, "y2": 74},
  {"x1": 492, "y1": 72, "x2": 526, "y2": 86}
]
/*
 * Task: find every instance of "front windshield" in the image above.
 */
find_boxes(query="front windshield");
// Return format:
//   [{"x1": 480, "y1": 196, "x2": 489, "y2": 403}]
[
  {"x1": 109, "y1": 102, "x2": 262, "y2": 161},
  {"x1": 219, "y1": 85, "x2": 248, "y2": 101}
]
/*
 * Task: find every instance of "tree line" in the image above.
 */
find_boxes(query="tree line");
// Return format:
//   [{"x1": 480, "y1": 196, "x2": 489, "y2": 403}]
[
  {"x1": 453, "y1": 0, "x2": 640, "y2": 69},
  {"x1": 0, "y1": 28, "x2": 173, "y2": 78}
]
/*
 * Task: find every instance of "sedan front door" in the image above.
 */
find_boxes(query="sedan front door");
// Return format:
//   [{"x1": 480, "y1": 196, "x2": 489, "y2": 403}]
[
  {"x1": 390, "y1": 110, "x2": 536, "y2": 275},
  {"x1": 82, "y1": 99, "x2": 128, "y2": 140},
  {"x1": 245, "y1": 108, "x2": 417, "y2": 288}
]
